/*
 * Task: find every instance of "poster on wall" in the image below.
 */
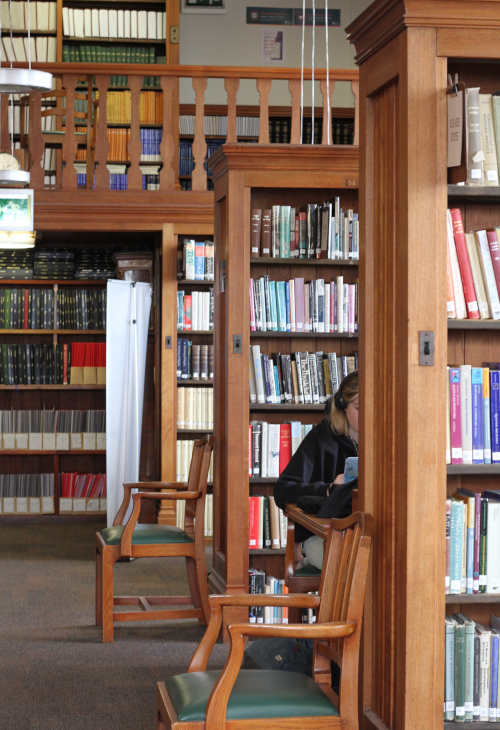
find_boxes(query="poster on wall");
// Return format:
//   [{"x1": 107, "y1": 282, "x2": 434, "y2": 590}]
[
  {"x1": 247, "y1": 7, "x2": 293, "y2": 24},
  {"x1": 293, "y1": 8, "x2": 340, "y2": 25},
  {"x1": 261, "y1": 29, "x2": 284, "y2": 62},
  {"x1": 182, "y1": 0, "x2": 226, "y2": 14}
]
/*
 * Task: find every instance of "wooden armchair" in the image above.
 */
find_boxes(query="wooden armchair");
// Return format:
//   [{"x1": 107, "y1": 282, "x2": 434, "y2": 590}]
[
  {"x1": 157, "y1": 511, "x2": 372, "y2": 730},
  {"x1": 20, "y1": 75, "x2": 99, "y2": 189},
  {"x1": 95, "y1": 435, "x2": 214, "y2": 643}
]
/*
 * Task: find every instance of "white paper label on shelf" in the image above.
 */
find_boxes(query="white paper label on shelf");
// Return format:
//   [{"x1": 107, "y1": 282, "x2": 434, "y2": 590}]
[
  {"x1": 83, "y1": 433, "x2": 97, "y2": 450},
  {"x1": 3, "y1": 497, "x2": 14, "y2": 513},
  {"x1": 446, "y1": 701, "x2": 455, "y2": 712},
  {"x1": 450, "y1": 579, "x2": 461, "y2": 592},
  {"x1": 73, "y1": 498, "x2": 86, "y2": 512},
  {"x1": 445, "y1": 576, "x2": 450, "y2": 588},
  {"x1": 481, "y1": 707, "x2": 489, "y2": 719},
  {"x1": 473, "y1": 450, "x2": 483, "y2": 460},
  {"x1": 16, "y1": 434, "x2": 28, "y2": 450},
  {"x1": 487, "y1": 170, "x2": 498, "y2": 182},
  {"x1": 467, "y1": 301, "x2": 478, "y2": 313},
  {"x1": 87, "y1": 499, "x2": 99, "y2": 512},
  {"x1": 29, "y1": 433, "x2": 43, "y2": 450},
  {"x1": 42, "y1": 497, "x2": 55, "y2": 513},
  {"x1": 473, "y1": 706, "x2": 479, "y2": 717},
  {"x1": 272, "y1": 539, "x2": 280, "y2": 546},
  {"x1": 43, "y1": 434, "x2": 56, "y2": 450},
  {"x1": 249, "y1": 539, "x2": 256, "y2": 546},
  {"x1": 96, "y1": 433, "x2": 106, "y2": 450},
  {"x1": 59, "y1": 498, "x2": 73, "y2": 512},
  {"x1": 3, "y1": 434, "x2": 15, "y2": 449},
  {"x1": 99, "y1": 498, "x2": 107, "y2": 512},
  {"x1": 56, "y1": 433, "x2": 70, "y2": 450},
  {"x1": 473, "y1": 579, "x2": 479, "y2": 591},
  {"x1": 447, "y1": 301, "x2": 455, "y2": 312},
  {"x1": 484, "y1": 449, "x2": 492, "y2": 460},
  {"x1": 467, "y1": 577, "x2": 473, "y2": 589},
  {"x1": 493, "y1": 452, "x2": 500, "y2": 461},
  {"x1": 29, "y1": 498, "x2": 41, "y2": 514},
  {"x1": 455, "y1": 706, "x2": 465, "y2": 717},
  {"x1": 16, "y1": 497, "x2": 28, "y2": 513},
  {"x1": 492, "y1": 579, "x2": 499, "y2": 591},
  {"x1": 70, "y1": 433, "x2": 83, "y2": 450},
  {"x1": 489, "y1": 708, "x2": 497, "y2": 720},
  {"x1": 480, "y1": 574, "x2": 486, "y2": 586},
  {"x1": 464, "y1": 702, "x2": 473, "y2": 713},
  {"x1": 452, "y1": 448, "x2": 462, "y2": 459},
  {"x1": 471, "y1": 168, "x2": 482, "y2": 179}
]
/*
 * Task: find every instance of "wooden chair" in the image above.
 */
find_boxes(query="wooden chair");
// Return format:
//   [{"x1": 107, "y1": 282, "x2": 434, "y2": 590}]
[
  {"x1": 95, "y1": 435, "x2": 214, "y2": 643},
  {"x1": 20, "y1": 75, "x2": 98, "y2": 189},
  {"x1": 284, "y1": 489, "x2": 359, "y2": 623},
  {"x1": 157, "y1": 511, "x2": 372, "y2": 730}
]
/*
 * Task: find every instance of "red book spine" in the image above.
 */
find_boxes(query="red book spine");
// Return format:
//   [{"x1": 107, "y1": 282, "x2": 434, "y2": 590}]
[
  {"x1": 486, "y1": 229, "x2": 500, "y2": 296},
  {"x1": 24, "y1": 289, "x2": 28, "y2": 330},
  {"x1": 248, "y1": 496, "x2": 259, "y2": 549},
  {"x1": 183, "y1": 294, "x2": 192, "y2": 331},
  {"x1": 450, "y1": 208, "x2": 480, "y2": 319},
  {"x1": 279, "y1": 423, "x2": 292, "y2": 473},
  {"x1": 63, "y1": 344, "x2": 68, "y2": 385}
]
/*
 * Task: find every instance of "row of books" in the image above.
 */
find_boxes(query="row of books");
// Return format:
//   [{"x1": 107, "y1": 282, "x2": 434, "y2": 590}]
[
  {"x1": 249, "y1": 494, "x2": 287, "y2": 550},
  {"x1": 249, "y1": 421, "x2": 314, "y2": 478},
  {"x1": 460, "y1": 89, "x2": 500, "y2": 187},
  {"x1": 106, "y1": 89, "x2": 163, "y2": 125},
  {"x1": 176, "y1": 439, "x2": 214, "y2": 483},
  {"x1": 0, "y1": 342, "x2": 105, "y2": 385},
  {"x1": 0, "y1": 473, "x2": 53, "y2": 498},
  {"x1": 248, "y1": 570, "x2": 289, "y2": 624},
  {"x1": 0, "y1": 409, "x2": 105, "y2": 434},
  {"x1": 1, "y1": 34, "x2": 55, "y2": 62},
  {"x1": 250, "y1": 202, "x2": 359, "y2": 260},
  {"x1": 447, "y1": 365, "x2": 500, "y2": 465},
  {"x1": 0, "y1": 0, "x2": 55, "y2": 30},
  {"x1": 175, "y1": 493, "x2": 213, "y2": 537},
  {"x1": 250, "y1": 275, "x2": 358, "y2": 334},
  {"x1": 62, "y1": 43, "x2": 162, "y2": 65},
  {"x1": 60, "y1": 472, "x2": 106, "y2": 498},
  {"x1": 176, "y1": 340, "x2": 214, "y2": 381},
  {"x1": 249, "y1": 345, "x2": 357, "y2": 406},
  {"x1": 177, "y1": 387, "x2": 213, "y2": 430},
  {"x1": 0, "y1": 287, "x2": 106, "y2": 330},
  {"x1": 177, "y1": 290, "x2": 214, "y2": 332},
  {"x1": 446, "y1": 489, "x2": 500, "y2": 595},
  {"x1": 178, "y1": 239, "x2": 215, "y2": 282},
  {"x1": 62, "y1": 7, "x2": 166, "y2": 40},
  {"x1": 0, "y1": 247, "x2": 115, "y2": 280},
  {"x1": 447, "y1": 209, "x2": 500, "y2": 320},
  {"x1": 179, "y1": 140, "x2": 195, "y2": 177},
  {"x1": 205, "y1": 140, "x2": 224, "y2": 176},
  {"x1": 445, "y1": 612, "x2": 500, "y2": 723}
]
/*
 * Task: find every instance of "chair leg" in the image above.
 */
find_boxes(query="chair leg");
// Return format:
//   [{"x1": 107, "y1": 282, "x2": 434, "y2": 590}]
[
  {"x1": 102, "y1": 547, "x2": 115, "y2": 643},
  {"x1": 157, "y1": 710, "x2": 167, "y2": 730},
  {"x1": 95, "y1": 546, "x2": 103, "y2": 626},
  {"x1": 186, "y1": 552, "x2": 210, "y2": 625}
]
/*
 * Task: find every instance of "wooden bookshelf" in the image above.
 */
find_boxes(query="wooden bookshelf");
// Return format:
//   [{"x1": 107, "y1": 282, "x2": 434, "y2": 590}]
[
  {"x1": 209, "y1": 143, "x2": 359, "y2": 637},
  {"x1": 346, "y1": 2, "x2": 500, "y2": 729}
]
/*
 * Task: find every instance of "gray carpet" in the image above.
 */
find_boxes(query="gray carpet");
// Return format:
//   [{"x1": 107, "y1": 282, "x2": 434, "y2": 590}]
[{"x1": 0, "y1": 521, "x2": 229, "y2": 729}]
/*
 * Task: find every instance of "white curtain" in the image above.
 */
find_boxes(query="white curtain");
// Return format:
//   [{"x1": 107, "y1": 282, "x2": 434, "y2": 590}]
[{"x1": 106, "y1": 280, "x2": 152, "y2": 527}]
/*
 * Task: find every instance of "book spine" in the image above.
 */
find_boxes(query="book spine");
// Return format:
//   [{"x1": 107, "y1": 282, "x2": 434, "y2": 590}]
[
  {"x1": 464, "y1": 623, "x2": 475, "y2": 721},
  {"x1": 479, "y1": 498, "x2": 487, "y2": 593},
  {"x1": 460, "y1": 364, "x2": 473, "y2": 464},
  {"x1": 445, "y1": 620, "x2": 456, "y2": 721},
  {"x1": 473, "y1": 632, "x2": 480, "y2": 721},
  {"x1": 450, "y1": 208, "x2": 480, "y2": 318},
  {"x1": 474, "y1": 492, "x2": 481, "y2": 594},
  {"x1": 250, "y1": 209, "x2": 262, "y2": 256},
  {"x1": 484, "y1": 367, "x2": 492, "y2": 463},
  {"x1": 471, "y1": 368, "x2": 484, "y2": 463},
  {"x1": 450, "y1": 367, "x2": 463, "y2": 464},
  {"x1": 450, "y1": 500, "x2": 463, "y2": 594},
  {"x1": 490, "y1": 634, "x2": 499, "y2": 721},
  {"x1": 455, "y1": 620, "x2": 466, "y2": 721},
  {"x1": 446, "y1": 498, "x2": 451, "y2": 594},
  {"x1": 491, "y1": 370, "x2": 500, "y2": 463},
  {"x1": 465, "y1": 87, "x2": 485, "y2": 184},
  {"x1": 475, "y1": 229, "x2": 500, "y2": 320}
]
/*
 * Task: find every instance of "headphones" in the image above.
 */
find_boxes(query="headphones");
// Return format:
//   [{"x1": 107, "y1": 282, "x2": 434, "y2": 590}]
[{"x1": 333, "y1": 370, "x2": 359, "y2": 412}]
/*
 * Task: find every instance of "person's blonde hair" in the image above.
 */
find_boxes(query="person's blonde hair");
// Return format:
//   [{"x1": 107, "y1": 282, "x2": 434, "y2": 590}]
[{"x1": 328, "y1": 373, "x2": 359, "y2": 436}]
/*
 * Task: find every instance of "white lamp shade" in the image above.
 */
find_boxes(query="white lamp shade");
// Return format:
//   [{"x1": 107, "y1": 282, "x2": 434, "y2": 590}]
[{"x1": 0, "y1": 68, "x2": 52, "y2": 93}]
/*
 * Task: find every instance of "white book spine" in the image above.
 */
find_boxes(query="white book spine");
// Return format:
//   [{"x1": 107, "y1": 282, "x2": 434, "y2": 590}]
[
  {"x1": 486, "y1": 502, "x2": 500, "y2": 593},
  {"x1": 336, "y1": 276, "x2": 344, "y2": 333},
  {"x1": 460, "y1": 364, "x2": 473, "y2": 464},
  {"x1": 475, "y1": 229, "x2": 500, "y2": 320},
  {"x1": 268, "y1": 424, "x2": 280, "y2": 478}
]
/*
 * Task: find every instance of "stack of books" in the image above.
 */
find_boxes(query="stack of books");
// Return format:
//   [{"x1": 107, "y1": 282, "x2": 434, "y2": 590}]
[
  {"x1": 177, "y1": 340, "x2": 214, "y2": 380},
  {"x1": 0, "y1": 250, "x2": 34, "y2": 280},
  {"x1": 33, "y1": 250, "x2": 75, "y2": 280},
  {"x1": 74, "y1": 248, "x2": 115, "y2": 280}
]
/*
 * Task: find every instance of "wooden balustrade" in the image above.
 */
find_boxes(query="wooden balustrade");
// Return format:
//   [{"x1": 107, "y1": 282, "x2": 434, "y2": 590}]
[{"x1": 13, "y1": 63, "x2": 359, "y2": 193}]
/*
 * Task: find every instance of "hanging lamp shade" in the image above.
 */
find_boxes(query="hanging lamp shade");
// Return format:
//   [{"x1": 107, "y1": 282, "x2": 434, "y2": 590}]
[
  {"x1": 0, "y1": 231, "x2": 35, "y2": 248},
  {"x1": 0, "y1": 169, "x2": 30, "y2": 186},
  {"x1": 0, "y1": 68, "x2": 52, "y2": 94}
]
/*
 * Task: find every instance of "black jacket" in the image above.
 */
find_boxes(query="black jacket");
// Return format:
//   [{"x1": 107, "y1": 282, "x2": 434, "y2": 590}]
[{"x1": 273, "y1": 419, "x2": 357, "y2": 542}]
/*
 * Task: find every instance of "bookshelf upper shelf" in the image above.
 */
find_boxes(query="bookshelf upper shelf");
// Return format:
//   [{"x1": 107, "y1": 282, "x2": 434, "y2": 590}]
[
  {"x1": 447, "y1": 465, "x2": 500, "y2": 474},
  {"x1": 251, "y1": 332, "x2": 358, "y2": 339},
  {"x1": 0, "y1": 330, "x2": 106, "y2": 335},
  {"x1": 250, "y1": 257, "x2": 358, "y2": 267},
  {"x1": 448, "y1": 184, "x2": 500, "y2": 200},
  {"x1": 447, "y1": 320, "x2": 500, "y2": 330},
  {"x1": 0, "y1": 280, "x2": 108, "y2": 286}
]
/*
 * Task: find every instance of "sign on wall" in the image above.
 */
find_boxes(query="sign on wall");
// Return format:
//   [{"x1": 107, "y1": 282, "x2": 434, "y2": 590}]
[
  {"x1": 182, "y1": 0, "x2": 227, "y2": 14},
  {"x1": 247, "y1": 6, "x2": 340, "y2": 25}
]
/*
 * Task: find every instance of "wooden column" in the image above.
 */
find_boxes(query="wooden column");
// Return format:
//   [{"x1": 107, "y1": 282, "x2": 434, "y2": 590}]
[
  {"x1": 288, "y1": 79, "x2": 301, "y2": 144},
  {"x1": 256, "y1": 78, "x2": 271, "y2": 144},
  {"x1": 127, "y1": 75, "x2": 142, "y2": 190},
  {"x1": 191, "y1": 77, "x2": 207, "y2": 192},
  {"x1": 320, "y1": 78, "x2": 335, "y2": 145},
  {"x1": 224, "y1": 77, "x2": 239, "y2": 144},
  {"x1": 95, "y1": 75, "x2": 110, "y2": 190},
  {"x1": 159, "y1": 76, "x2": 177, "y2": 191},
  {"x1": 61, "y1": 74, "x2": 78, "y2": 190}
]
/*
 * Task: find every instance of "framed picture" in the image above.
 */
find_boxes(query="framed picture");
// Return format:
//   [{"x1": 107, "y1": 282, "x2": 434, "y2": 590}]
[
  {"x1": 0, "y1": 189, "x2": 34, "y2": 231},
  {"x1": 181, "y1": 0, "x2": 226, "y2": 14}
]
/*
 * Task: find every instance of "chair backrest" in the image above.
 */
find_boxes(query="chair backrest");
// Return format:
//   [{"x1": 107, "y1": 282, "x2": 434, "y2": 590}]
[
  {"x1": 184, "y1": 435, "x2": 214, "y2": 527},
  {"x1": 312, "y1": 511, "x2": 373, "y2": 714}
]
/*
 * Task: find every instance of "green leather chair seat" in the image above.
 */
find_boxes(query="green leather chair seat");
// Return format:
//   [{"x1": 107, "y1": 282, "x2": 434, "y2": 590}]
[
  {"x1": 100, "y1": 523, "x2": 194, "y2": 546},
  {"x1": 165, "y1": 669, "x2": 339, "y2": 722},
  {"x1": 294, "y1": 563, "x2": 321, "y2": 577}
]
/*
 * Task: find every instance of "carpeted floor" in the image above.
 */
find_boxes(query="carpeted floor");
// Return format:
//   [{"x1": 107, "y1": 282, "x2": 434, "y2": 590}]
[{"x1": 0, "y1": 520, "x2": 229, "y2": 730}]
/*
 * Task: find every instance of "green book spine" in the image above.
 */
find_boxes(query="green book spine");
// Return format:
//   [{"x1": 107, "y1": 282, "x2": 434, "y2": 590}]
[
  {"x1": 1, "y1": 344, "x2": 8, "y2": 383},
  {"x1": 279, "y1": 206, "x2": 291, "y2": 258},
  {"x1": 105, "y1": 46, "x2": 111, "y2": 64},
  {"x1": 455, "y1": 618, "x2": 466, "y2": 721},
  {"x1": 90, "y1": 44, "x2": 97, "y2": 63},
  {"x1": 69, "y1": 45, "x2": 75, "y2": 63},
  {"x1": 7, "y1": 344, "x2": 13, "y2": 384},
  {"x1": 62, "y1": 45, "x2": 69, "y2": 62},
  {"x1": 149, "y1": 45, "x2": 155, "y2": 63},
  {"x1": 96, "y1": 45, "x2": 102, "y2": 63},
  {"x1": 445, "y1": 617, "x2": 456, "y2": 721},
  {"x1": 4, "y1": 288, "x2": 11, "y2": 329},
  {"x1": 0, "y1": 289, "x2": 4, "y2": 328}
]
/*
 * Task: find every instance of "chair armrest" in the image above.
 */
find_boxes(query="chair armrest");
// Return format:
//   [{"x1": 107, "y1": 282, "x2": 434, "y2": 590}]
[
  {"x1": 131, "y1": 491, "x2": 201, "y2": 501},
  {"x1": 203, "y1": 620, "x2": 356, "y2": 729},
  {"x1": 113, "y1": 482, "x2": 189, "y2": 526}
]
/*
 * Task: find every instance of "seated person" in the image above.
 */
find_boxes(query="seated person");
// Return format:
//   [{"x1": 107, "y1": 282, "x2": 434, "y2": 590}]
[{"x1": 274, "y1": 370, "x2": 358, "y2": 569}]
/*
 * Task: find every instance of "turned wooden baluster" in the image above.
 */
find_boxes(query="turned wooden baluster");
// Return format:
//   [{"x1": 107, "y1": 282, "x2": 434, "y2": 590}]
[
  {"x1": 127, "y1": 75, "x2": 142, "y2": 190},
  {"x1": 191, "y1": 77, "x2": 207, "y2": 191},
  {"x1": 95, "y1": 74, "x2": 110, "y2": 190},
  {"x1": 351, "y1": 80, "x2": 359, "y2": 146},
  {"x1": 61, "y1": 74, "x2": 78, "y2": 191},
  {"x1": 320, "y1": 78, "x2": 335, "y2": 145},
  {"x1": 224, "y1": 77, "x2": 239, "y2": 144},
  {"x1": 257, "y1": 78, "x2": 271, "y2": 144},
  {"x1": 27, "y1": 93, "x2": 44, "y2": 189},
  {"x1": 159, "y1": 76, "x2": 177, "y2": 191},
  {"x1": 288, "y1": 78, "x2": 301, "y2": 144}
]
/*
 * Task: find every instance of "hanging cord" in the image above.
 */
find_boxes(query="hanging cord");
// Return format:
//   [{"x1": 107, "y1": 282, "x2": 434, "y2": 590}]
[
  {"x1": 10, "y1": 94, "x2": 14, "y2": 167},
  {"x1": 9, "y1": 0, "x2": 13, "y2": 67},
  {"x1": 27, "y1": 0, "x2": 31, "y2": 68},
  {"x1": 311, "y1": 0, "x2": 315, "y2": 144},
  {"x1": 300, "y1": 0, "x2": 305, "y2": 144},
  {"x1": 325, "y1": 0, "x2": 330, "y2": 145}
]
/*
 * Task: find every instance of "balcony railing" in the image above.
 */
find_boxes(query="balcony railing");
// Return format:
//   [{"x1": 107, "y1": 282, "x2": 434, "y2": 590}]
[{"x1": 6, "y1": 63, "x2": 359, "y2": 193}]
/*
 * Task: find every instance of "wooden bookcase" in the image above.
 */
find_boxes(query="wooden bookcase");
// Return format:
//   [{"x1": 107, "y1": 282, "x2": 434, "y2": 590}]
[
  {"x1": 159, "y1": 221, "x2": 214, "y2": 526},
  {"x1": 346, "y1": 2, "x2": 500, "y2": 729},
  {"x1": 208, "y1": 143, "x2": 359, "y2": 635}
]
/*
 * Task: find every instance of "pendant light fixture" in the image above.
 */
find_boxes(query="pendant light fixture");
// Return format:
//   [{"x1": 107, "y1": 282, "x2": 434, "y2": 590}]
[{"x1": 0, "y1": 0, "x2": 52, "y2": 93}]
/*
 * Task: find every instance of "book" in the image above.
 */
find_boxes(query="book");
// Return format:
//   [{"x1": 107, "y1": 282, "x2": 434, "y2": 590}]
[
  {"x1": 476, "y1": 623, "x2": 492, "y2": 721},
  {"x1": 486, "y1": 499, "x2": 500, "y2": 593},
  {"x1": 479, "y1": 93, "x2": 500, "y2": 185},
  {"x1": 445, "y1": 615, "x2": 456, "y2": 721},
  {"x1": 491, "y1": 370, "x2": 500, "y2": 463},
  {"x1": 450, "y1": 367, "x2": 463, "y2": 464},
  {"x1": 475, "y1": 230, "x2": 500, "y2": 320},
  {"x1": 465, "y1": 231, "x2": 490, "y2": 319},
  {"x1": 465, "y1": 87, "x2": 485, "y2": 185},
  {"x1": 450, "y1": 208, "x2": 480, "y2": 318},
  {"x1": 460, "y1": 364, "x2": 473, "y2": 464},
  {"x1": 250, "y1": 209, "x2": 262, "y2": 256},
  {"x1": 450, "y1": 499, "x2": 464, "y2": 594},
  {"x1": 453, "y1": 613, "x2": 466, "y2": 721}
]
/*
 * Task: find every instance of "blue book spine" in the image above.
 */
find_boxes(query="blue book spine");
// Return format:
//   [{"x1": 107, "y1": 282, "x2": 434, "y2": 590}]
[
  {"x1": 449, "y1": 500, "x2": 463, "y2": 594},
  {"x1": 276, "y1": 282, "x2": 287, "y2": 331},
  {"x1": 177, "y1": 291, "x2": 184, "y2": 330},
  {"x1": 491, "y1": 370, "x2": 500, "y2": 463},
  {"x1": 176, "y1": 337, "x2": 182, "y2": 379},
  {"x1": 274, "y1": 365, "x2": 281, "y2": 403},
  {"x1": 268, "y1": 280, "x2": 278, "y2": 331},
  {"x1": 181, "y1": 338, "x2": 189, "y2": 379},
  {"x1": 491, "y1": 633, "x2": 499, "y2": 720},
  {"x1": 285, "y1": 282, "x2": 291, "y2": 332},
  {"x1": 472, "y1": 368, "x2": 484, "y2": 464}
]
